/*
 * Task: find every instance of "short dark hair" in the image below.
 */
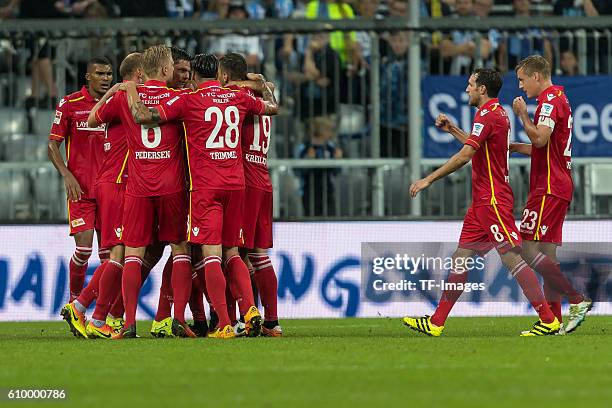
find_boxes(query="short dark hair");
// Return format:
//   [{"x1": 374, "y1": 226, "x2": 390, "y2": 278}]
[
  {"x1": 87, "y1": 56, "x2": 112, "y2": 71},
  {"x1": 473, "y1": 68, "x2": 503, "y2": 98},
  {"x1": 516, "y1": 55, "x2": 551, "y2": 79},
  {"x1": 192, "y1": 53, "x2": 218, "y2": 79},
  {"x1": 170, "y1": 46, "x2": 192, "y2": 64},
  {"x1": 119, "y1": 52, "x2": 142, "y2": 79},
  {"x1": 219, "y1": 53, "x2": 248, "y2": 81}
]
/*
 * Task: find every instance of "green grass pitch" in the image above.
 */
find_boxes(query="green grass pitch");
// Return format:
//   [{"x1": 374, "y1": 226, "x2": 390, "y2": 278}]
[{"x1": 1, "y1": 316, "x2": 611, "y2": 407}]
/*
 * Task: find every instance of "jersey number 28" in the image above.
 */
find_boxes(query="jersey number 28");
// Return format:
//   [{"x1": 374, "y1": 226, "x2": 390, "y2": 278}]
[{"x1": 205, "y1": 106, "x2": 240, "y2": 149}]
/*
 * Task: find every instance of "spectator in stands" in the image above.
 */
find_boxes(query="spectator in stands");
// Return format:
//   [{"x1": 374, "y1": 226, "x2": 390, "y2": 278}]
[
  {"x1": 166, "y1": 0, "x2": 197, "y2": 17},
  {"x1": 553, "y1": 0, "x2": 612, "y2": 16},
  {"x1": 299, "y1": 116, "x2": 342, "y2": 216},
  {"x1": 245, "y1": 0, "x2": 295, "y2": 18},
  {"x1": 497, "y1": 0, "x2": 553, "y2": 72},
  {"x1": 473, "y1": 0, "x2": 493, "y2": 17},
  {"x1": 208, "y1": 2, "x2": 264, "y2": 68},
  {"x1": 0, "y1": 1, "x2": 62, "y2": 109},
  {"x1": 380, "y1": 31, "x2": 409, "y2": 158},
  {"x1": 560, "y1": 50, "x2": 579, "y2": 76},
  {"x1": 201, "y1": 0, "x2": 231, "y2": 18},
  {"x1": 440, "y1": 0, "x2": 494, "y2": 75},
  {"x1": 355, "y1": 0, "x2": 378, "y2": 64},
  {"x1": 554, "y1": 0, "x2": 610, "y2": 73},
  {"x1": 290, "y1": 32, "x2": 340, "y2": 120},
  {"x1": 305, "y1": 1, "x2": 361, "y2": 73}
]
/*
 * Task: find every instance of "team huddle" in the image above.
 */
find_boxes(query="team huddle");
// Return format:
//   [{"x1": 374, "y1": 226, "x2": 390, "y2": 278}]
[
  {"x1": 49, "y1": 47, "x2": 591, "y2": 339},
  {"x1": 50, "y1": 45, "x2": 281, "y2": 339},
  {"x1": 404, "y1": 56, "x2": 592, "y2": 337}
]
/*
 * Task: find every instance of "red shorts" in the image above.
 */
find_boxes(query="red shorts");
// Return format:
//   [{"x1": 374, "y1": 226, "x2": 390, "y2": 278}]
[
  {"x1": 459, "y1": 204, "x2": 522, "y2": 255},
  {"x1": 67, "y1": 196, "x2": 98, "y2": 235},
  {"x1": 96, "y1": 182, "x2": 125, "y2": 248},
  {"x1": 188, "y1": 189, "x2": 244, "y2": 247},
  {"x1": 520, "y1": 194, "x2": 569, "y2": 245},
  {"x1": 122, "y1": 190, "x2": 188, "y2": 248},
  {"x1": 242, "y1": 186, "x2": 273, "y2": 249}
]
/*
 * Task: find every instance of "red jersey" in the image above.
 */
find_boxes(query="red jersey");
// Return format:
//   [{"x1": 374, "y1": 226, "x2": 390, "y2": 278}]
[
  {"x1": 157, "y1": 81, "x2": 266, "y2": 191},
  {"x1": 49, "y1": 86, "x2": 105, "y2": 199},
  {"x1": 530, "y1": 85, "x2": 573, "y2": 202},
  {"x1": 103, "y1": 80, "x2": 186, "y2": 197},
  {"x1": 94, "y1": 90, "x2": 129, "y2": 185},
  {"x1": 241, "y1": 89, "x2": 272, "y2": 192},
  {"x1": 464, "y1": 98, "x2": 514, "y2": 208}
]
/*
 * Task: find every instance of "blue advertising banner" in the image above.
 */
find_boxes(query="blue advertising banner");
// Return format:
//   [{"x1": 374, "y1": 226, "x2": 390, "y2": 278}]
[{"x1": 423, "y1": 75, "x2": 612, "y2": 158}]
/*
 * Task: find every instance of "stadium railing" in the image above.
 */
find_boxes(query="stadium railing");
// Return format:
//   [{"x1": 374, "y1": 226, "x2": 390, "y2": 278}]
[{"x1": 0, "y1": 13, "x2": 611, "y2": 222}]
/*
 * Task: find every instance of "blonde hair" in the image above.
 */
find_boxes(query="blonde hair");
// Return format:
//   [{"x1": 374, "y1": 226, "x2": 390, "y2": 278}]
[
  {"x1": 516, "y1": 55, "x2": 551, "y2": 79},
  {"x1": 142, "y1": 45, "x2": 172, "y2": 78}
]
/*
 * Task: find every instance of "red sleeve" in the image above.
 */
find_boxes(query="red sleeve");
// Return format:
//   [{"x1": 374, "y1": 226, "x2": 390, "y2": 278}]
[
  {"x1": 465, "y1": 118, "x2": 491, "y2": 150},
  {"x1": 243, "y1": 92, "x2": 266, "y2": 116},
  {"x1": 49, "y1": 98, "x2": 70, "y2": 141},
  {"x1": 156, "y1": 93, "x2": 185, "y2": 122},
  {"x1": 96, "y1": 93, "x2": 121, "y2": 124}
]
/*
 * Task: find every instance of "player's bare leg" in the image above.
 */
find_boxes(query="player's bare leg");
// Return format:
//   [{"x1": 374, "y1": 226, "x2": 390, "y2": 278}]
[
  {"x1": 499, "y1": 249, "x2": 559, "y2": 336},
  {"x1": 403, "y1": 248, "x2": 474, "y2": 337},
  {"x1": 112, "y1": 246, "x2": 146, "y2": 339},
  {"x1": 248, "y1": 248, "x2": 281, "y2": 337},
  {"x1": 522, "y1": 240, "x2": 591, "y2": 334},
  {"x1": 203, "y1": 244, "x2": 234, "y2": 338},
  {"x1": 224, "y1": 246, "x2": 262, "y2": 337},
  {"x1": 169, "y1": 241, "x2": 196, "y2": 338}
]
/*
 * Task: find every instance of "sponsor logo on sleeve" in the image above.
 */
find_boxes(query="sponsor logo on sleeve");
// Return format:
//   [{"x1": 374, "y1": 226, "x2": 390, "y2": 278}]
[
  {"x1": 540, "y1": 103, "x2": 554, "y2": 117},
  {"x1": 167, "y1": 96, "x2": 180, "y2": 106},
  {"x1": 471, "y1": 123, "x2": 484, "y2": 137},
  {"x1": 59, "y1": 98, "x2": 67, "y2": 107},
  {"x1": 54, "y1": 110, "x2": 62, "y2": 125}
]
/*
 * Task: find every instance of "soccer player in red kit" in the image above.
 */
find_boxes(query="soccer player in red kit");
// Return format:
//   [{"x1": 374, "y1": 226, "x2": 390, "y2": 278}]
[
  {"x1": 96, "y1": 45, "x2": 192, "y2": 339},
  {"x1": 240, "y1": 81, "x2": 282, "y2": 337},
  {"x1": 124, "y1": 53, "x2": 279, "y2": 338},
  {"x1": 49, "y1": 57, "x2": 112, "y2": 305},
  {"x1": 59, "y1": 53, "x2": 145, "y2": 338},
  {"x1": 404, "y1": 69, "x2": 559, "y2": 336},
  {"x1": 511, "y1": 55, "x2": 592, "y2": 334}
]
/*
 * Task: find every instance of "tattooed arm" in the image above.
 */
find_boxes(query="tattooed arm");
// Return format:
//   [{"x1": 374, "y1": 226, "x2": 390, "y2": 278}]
[
  {"x1": 260, "y1": 81, "x2": 279, "y2": 116},
  {"x1": 123, "y1": 81, "x2": 162, "y2": 125}
]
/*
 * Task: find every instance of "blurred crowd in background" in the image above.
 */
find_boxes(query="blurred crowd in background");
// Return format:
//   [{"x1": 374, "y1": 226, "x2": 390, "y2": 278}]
[{"x1": 1, "y1": 0, "x2": 611, "y2": 218}]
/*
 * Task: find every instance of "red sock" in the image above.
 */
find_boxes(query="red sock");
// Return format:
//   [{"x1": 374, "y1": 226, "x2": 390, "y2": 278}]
[
  {"x1": 531, "y1": 253, "x2": 583, "y2": 304},
  {"x1": 226, "y1": 287, "x2": 237, "y2": 325},
  {"x1": 98, "y1": 248, "x2": 110, "y2": 262},
  {"x1": 544, "y1": 280, "x2": 563, "y2": 323},
  {"x1": 204, "y1": 256, "x2": 230, "y2": 328},
  {"x1": 69, "y1": 246, "x2": 92, "y2": 301},
  {"x1": 154, "y1": 257, "x2": 174, "y2": 321},
  {"x1": 189, "y1": 263, "x2": 206, "y2": 321},
  {"x1": 225, "y1": 255, "x2": 255, "y2": 316},
  {"x1": 430, "y1": 270, "x2": 467, "y2": 327},
  {"x1": 511, "y1": 260, "x2": 555, "y2": 323},
  {"x1": 122, "y1": 256, "x2": 143, "y2": 327},
  {"x1": 249, "y1": 254, "x2": 278, "y2": 321},
  {"x1": 109, "y1": 292, "x2": 124, "y2": 319},
  {"x1": 92, "y1": 260, "x2": 123, "y2": 321},
  {"x1": 76, "y1": 260, "x2": 107, "y2": 308},
  {"x1": 109, "y1": 259, "x2": 150, "y2": 319},
  {"x1": 171, "y1": 254, "x2": 192, "y2": 323}
]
